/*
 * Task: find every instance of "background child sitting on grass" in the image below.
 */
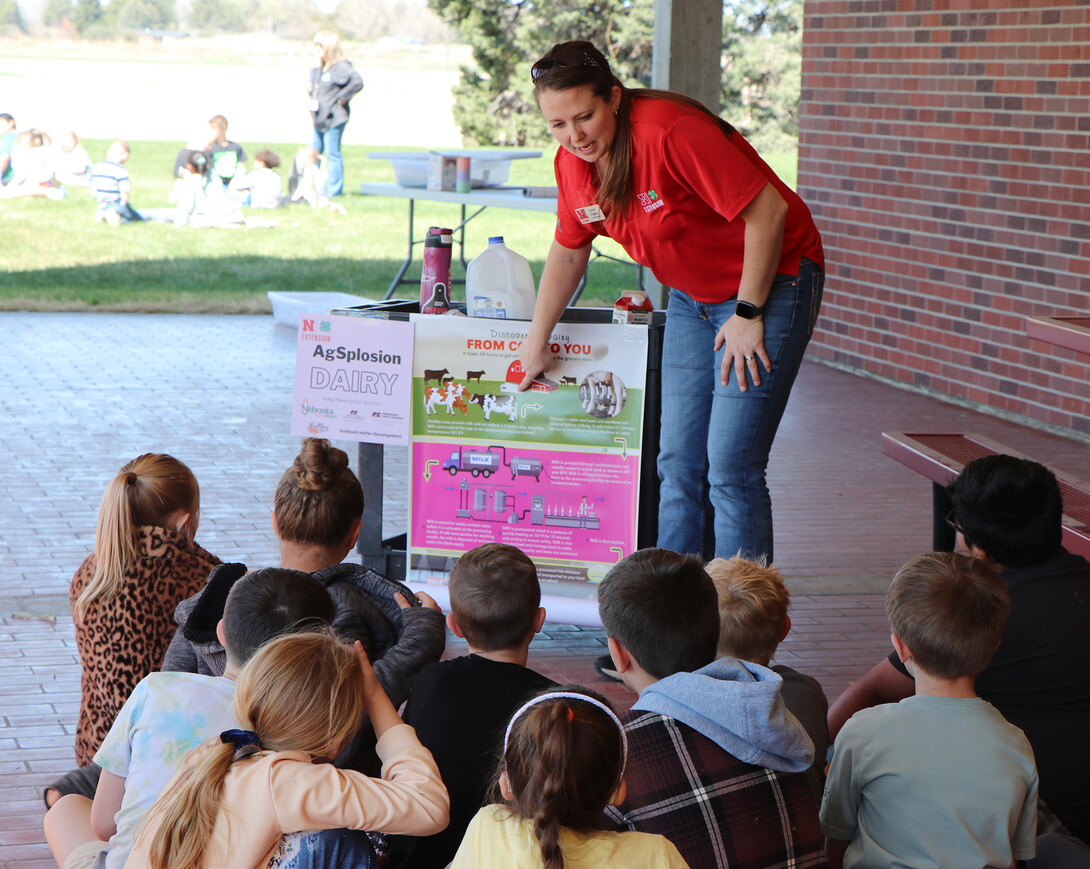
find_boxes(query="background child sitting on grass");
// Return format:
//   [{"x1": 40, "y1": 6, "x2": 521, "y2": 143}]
[
  {"x1": 706, "y1": 555, "x2": 829, "y2": 801},
  {"x1": 90, "y1": 140, "x2": 143, "y2": 224},
  {"x1": 820, "y1": 551, "x2": 1038, "y2": 869},
  {"x1": 388, "y1": 542, "x2": 557, "y2": 869}
]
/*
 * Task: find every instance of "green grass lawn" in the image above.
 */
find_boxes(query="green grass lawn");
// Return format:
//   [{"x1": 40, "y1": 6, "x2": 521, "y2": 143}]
[{"x1": 0, "y1": 140, "x2": 798, "y2": 313}]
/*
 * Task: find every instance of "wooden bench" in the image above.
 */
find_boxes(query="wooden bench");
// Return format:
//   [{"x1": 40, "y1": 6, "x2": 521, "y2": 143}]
[{"x1": 881, "y1": 431, "x2": 1090, "y2": 559}]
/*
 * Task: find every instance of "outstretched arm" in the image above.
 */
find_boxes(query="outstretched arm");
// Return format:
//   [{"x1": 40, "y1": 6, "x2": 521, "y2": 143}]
[
  {"x1": 518, "y1": 240, "x2": 592, "y2": 389},
  {"x1": 827, "y1": 657, "x2": 914, "y2": 741}
]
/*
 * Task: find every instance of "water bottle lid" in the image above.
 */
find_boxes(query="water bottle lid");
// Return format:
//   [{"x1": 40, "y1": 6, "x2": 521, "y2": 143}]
[{"x1": 488, "y1": 236, "x2": 504, "y2": 244}]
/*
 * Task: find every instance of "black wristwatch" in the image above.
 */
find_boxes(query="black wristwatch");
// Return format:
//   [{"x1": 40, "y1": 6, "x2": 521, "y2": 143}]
[{"x1": 734, "y1": 300, "x2": 766, "y2": 320}]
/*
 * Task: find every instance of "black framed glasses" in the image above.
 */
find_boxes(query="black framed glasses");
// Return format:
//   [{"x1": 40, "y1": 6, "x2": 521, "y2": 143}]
[
  {"x1": 530, "y1": 49, "x2": 601, "y2": 82},
  {"x1": 945, "y1": 509, "x2": 967, "y2": 538}
]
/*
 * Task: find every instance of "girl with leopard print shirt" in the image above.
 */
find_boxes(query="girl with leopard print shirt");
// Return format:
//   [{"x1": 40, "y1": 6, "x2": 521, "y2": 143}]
[{"x1": 69, "y1": 454, "x2": 221, "y2": 767}]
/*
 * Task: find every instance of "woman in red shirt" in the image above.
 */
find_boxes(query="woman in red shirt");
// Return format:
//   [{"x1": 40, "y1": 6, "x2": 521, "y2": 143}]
[{"x1": 519, "y1": 40, "x2": 824, "y2": 564}]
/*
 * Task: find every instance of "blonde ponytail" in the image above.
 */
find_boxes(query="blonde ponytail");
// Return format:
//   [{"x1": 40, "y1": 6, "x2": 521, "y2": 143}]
[
  {"x1": 146, "y1": 741, "x2": 236, "y2": 869},
  {"x1": 73, "y1": 454, "x2": 199, "y2": 624},
  {"x1": 142, "y1": 631, "x2": 365, "y2": 869}
]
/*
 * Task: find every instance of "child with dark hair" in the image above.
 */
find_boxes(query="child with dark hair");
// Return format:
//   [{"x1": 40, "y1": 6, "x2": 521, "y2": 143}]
[
  {"x1": 822, "y1": 551, "x2": 1038, "y2": 868},
  {"x1": 232, "y1": 149, "x2": 283, "y2": 209},
  {"x1": 452, "y1": 687, "x2": 687, "y2": 868},
  {"x1": 44, "y1": 568, "x2": 344, "y2": 869},
  {"x1": 389, "y1": 543, "x2": 556, "y2": 869},
  {"x1": 598, "y1": 548, "x2": 824, "y2": 869}
]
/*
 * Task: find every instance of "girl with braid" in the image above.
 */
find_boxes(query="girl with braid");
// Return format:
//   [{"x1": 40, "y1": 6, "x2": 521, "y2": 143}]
[{"x1": 452, "y1": 687, "x2": 688, "y2": 869}]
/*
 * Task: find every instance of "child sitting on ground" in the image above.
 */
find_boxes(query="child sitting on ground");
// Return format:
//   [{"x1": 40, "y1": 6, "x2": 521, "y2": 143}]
[
  {"x1": 69, "y1": 454, "x2": 220, "y2": 772},
  {"x1": 821, "y1": 551, "x2": 1038, "y2": 868},
  {"x1": 706, "y1": 555, "x2": 829, "y2": 801},
  {"x1": 44, "y1": 568, "x2": 360, "y2": 869},
  {"x1": 599, "y1": 548, "x2": 824, "y2": 869},
  {"x1": 127, "y1": 630, "x2": 449, "y2": 869},
  {"x1": 170, "y1": 150, "x2": 244, "y2": 228},
  {"x1": 162, "y1": 437, "x2": 445, "y2": 777},
  {"x1": 231, "y1": 148, "x2": 283, "y2": 209},
  {"x1": 388, "y1": 543, "x2": 557, "y2": 869},
  {"x1": 55, "y1": 130, "x2": 94, "y2": 186},
  {"x1": 453, "y1": 688, "x2": 687, "y2": 868},
  {"x1": 290, "y1": 146, "x2": 345, "y2": 214},
  {"x1": 90, "y1": 140, "x2": 143, "y2": 224}
]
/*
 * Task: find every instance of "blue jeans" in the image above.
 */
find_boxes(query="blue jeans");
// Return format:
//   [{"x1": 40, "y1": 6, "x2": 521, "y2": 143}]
[
  {"x1": 267, "y1": 829, "x2": 379, "y2": 869},
  {"x1": 656, "y1": 259, "x2": 824, "y2": 561},
  {"x1": 311, "y1": 123, "x2": 346, "y2": 197}
]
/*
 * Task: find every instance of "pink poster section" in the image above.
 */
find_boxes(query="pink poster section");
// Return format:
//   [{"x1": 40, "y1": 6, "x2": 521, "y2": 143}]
[{"x1": 411, "y1": 442, "x2": 639, "y2": 574}]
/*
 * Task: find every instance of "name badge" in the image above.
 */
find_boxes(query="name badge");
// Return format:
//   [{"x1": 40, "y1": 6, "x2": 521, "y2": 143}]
[
  {"x1": 321, "y1": 72, "x2": 332, "y2": 82},
  {"x1": 575, "y1": 204, "x2": 604, "y2": 224}
]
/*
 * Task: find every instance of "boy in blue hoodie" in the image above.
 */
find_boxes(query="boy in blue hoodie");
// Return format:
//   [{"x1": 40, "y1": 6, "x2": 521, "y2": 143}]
[{"x1": 599, "y1": 548, "x2": 825, "y2": 869}]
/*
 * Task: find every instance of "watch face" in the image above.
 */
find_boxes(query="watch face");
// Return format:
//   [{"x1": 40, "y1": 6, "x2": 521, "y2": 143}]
[{"x1": 735, "y1": 301, "x2": 762, "y2": 319}]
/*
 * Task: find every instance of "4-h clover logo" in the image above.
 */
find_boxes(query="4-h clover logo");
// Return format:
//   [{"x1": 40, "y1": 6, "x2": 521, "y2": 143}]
[{"x1": 319, "y1": 320, "x2": 331, "y2": 333}]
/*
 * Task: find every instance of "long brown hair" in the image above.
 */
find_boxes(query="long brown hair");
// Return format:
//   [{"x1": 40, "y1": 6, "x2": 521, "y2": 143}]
[
  {"x1": 532, "y1": 40, "x2": 737, "y2": 217},
  {"x1": 144, "y1": 630, "x2": 365, "y2": 869},
  {"x1": 74, "y1": 454, "x2": 199, "y2": 624},
  {"x1": 499, "y1": 687, "x2": 626, "y2": 869},
  {"x1": 274, "y1": 438, "x2": 364, "y2": 551}
]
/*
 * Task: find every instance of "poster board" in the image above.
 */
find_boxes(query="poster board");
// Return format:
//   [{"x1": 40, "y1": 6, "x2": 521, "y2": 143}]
[
  {"x1": 291, "y1": 313, "x2": 414, "y2": 445},
  {"x1": 407, "y1": 316, "x2": 648, "y2": 622}
]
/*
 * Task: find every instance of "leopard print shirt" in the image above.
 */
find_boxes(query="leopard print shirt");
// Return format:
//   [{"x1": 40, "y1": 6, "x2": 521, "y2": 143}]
[{"x1": 69, "y1": 525, "x2": 221, "y2": 766}]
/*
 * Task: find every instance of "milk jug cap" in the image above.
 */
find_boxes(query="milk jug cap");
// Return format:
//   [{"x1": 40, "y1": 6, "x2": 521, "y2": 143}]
[{"x1": 488, "y1": 236, "x2": 505, "y2": 244}]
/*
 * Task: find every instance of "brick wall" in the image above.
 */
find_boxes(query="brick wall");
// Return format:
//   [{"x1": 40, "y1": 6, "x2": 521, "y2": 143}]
[{"x1": 797, "y1": 1, "x2": 1090, "y2": 437}]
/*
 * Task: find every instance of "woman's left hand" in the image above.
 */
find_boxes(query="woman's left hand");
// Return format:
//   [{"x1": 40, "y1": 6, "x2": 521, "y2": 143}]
[{"x1": 715, "y1": 315, "x2": 771, "y2": 391}]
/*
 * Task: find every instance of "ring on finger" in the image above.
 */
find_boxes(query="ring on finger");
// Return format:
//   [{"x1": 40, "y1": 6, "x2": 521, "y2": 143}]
[{"x1": 744, "y1": 354, "x2": 755, "y2": 362}]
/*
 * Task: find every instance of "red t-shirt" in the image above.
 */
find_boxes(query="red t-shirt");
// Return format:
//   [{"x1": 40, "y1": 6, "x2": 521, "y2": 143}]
[{"x1": 554, "y1": 96, "x2": 824, "y2": 303}]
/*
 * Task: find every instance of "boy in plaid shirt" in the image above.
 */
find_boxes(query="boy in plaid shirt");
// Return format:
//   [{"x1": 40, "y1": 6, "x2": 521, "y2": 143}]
[{"x1": 599, "y1": 548, "x2": 826, "y2": 869}]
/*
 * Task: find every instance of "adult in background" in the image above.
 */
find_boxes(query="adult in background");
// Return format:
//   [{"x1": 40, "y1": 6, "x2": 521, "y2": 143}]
[
  {"x1": 307, "y1": 31, "x2": 363, "y2": 198},
  {"x1": 518, "y1": 41, "x2": 824, "y2": 564},
  {"x1": 827, "y1": 455, "x2": 1090, "y2": 844}
]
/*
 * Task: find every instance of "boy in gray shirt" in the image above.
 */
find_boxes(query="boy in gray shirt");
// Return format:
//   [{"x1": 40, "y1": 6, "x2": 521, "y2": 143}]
[{"x1": 821, "y1": 551, "x2": 1038, "y2": 868}]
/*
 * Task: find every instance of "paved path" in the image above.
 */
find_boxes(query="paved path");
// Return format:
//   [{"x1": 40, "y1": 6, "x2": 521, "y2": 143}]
[{"x1": 3, "y1": 312, "x2": 1088, "y2": 867}]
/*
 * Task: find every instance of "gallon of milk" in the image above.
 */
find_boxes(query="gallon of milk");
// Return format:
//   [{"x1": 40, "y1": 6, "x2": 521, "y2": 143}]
[{"x1": 465, "y1": 236, "x2": 537, "y2": 320}]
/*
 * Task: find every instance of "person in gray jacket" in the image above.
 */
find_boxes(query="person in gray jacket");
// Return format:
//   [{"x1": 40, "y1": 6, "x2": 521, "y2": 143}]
[{"x1": 307, "y1": 31, "x2": 363, "y2": 197}]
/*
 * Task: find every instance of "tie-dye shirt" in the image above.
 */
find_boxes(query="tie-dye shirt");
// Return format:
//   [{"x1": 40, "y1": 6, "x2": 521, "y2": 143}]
[{"x1": 95, "y1": 672, "x2": 238, "y2": 869}]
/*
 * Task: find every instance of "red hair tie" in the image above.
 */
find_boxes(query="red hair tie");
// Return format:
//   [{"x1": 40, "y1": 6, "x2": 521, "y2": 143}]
[{"x1": 566, "y1": 706, "x2": 574, "y2": 722}]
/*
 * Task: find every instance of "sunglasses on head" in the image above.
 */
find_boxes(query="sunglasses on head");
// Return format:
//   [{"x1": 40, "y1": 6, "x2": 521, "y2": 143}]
[{"x1": 530, "y1": 48, "x2": 602, "y2": 82}]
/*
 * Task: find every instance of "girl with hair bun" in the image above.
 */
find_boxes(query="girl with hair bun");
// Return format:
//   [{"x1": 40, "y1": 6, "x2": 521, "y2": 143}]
[
  {"x1": 69, "y1": 454, "x2": 220, "y2": 769},
  {"x1": 128, "y1": 631, "x2": 448, "y2": 869},
  {"x1": 452, "y1": 687, "x2": 687, "y2": 869},
  {"x1": 162, "y1": 438, "x2": 444, "y2": 774}
]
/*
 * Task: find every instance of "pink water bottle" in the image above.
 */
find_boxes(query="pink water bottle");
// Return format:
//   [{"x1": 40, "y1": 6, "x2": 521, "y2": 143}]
[{"x1": 420, "y1": 227, "x2": 453, "y2": 314}]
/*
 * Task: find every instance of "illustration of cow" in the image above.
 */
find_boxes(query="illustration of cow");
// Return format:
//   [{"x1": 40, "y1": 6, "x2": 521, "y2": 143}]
[
  {"x1": 424, "y1": 386, "x2": 469, "y2": 416},
  {"x1": 423, "y1": 368, "x2": 449, "y2": 386},
  {"x1": 466, "y1": 370, "x2": 485, "y2": 383},
  {"x1": 477, "y1": 393, "x2": 517, "y2": 422}
]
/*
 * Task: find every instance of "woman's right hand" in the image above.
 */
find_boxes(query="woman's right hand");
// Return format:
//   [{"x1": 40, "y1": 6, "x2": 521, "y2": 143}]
[{"x1": 517, "y1": 336, "x2": 554, "y2": 391}]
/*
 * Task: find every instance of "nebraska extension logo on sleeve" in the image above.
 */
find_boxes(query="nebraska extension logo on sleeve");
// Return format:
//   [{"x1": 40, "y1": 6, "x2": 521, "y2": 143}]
[{"x1": 637, "y1": 189, "x2": 664, "y2": 213}]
